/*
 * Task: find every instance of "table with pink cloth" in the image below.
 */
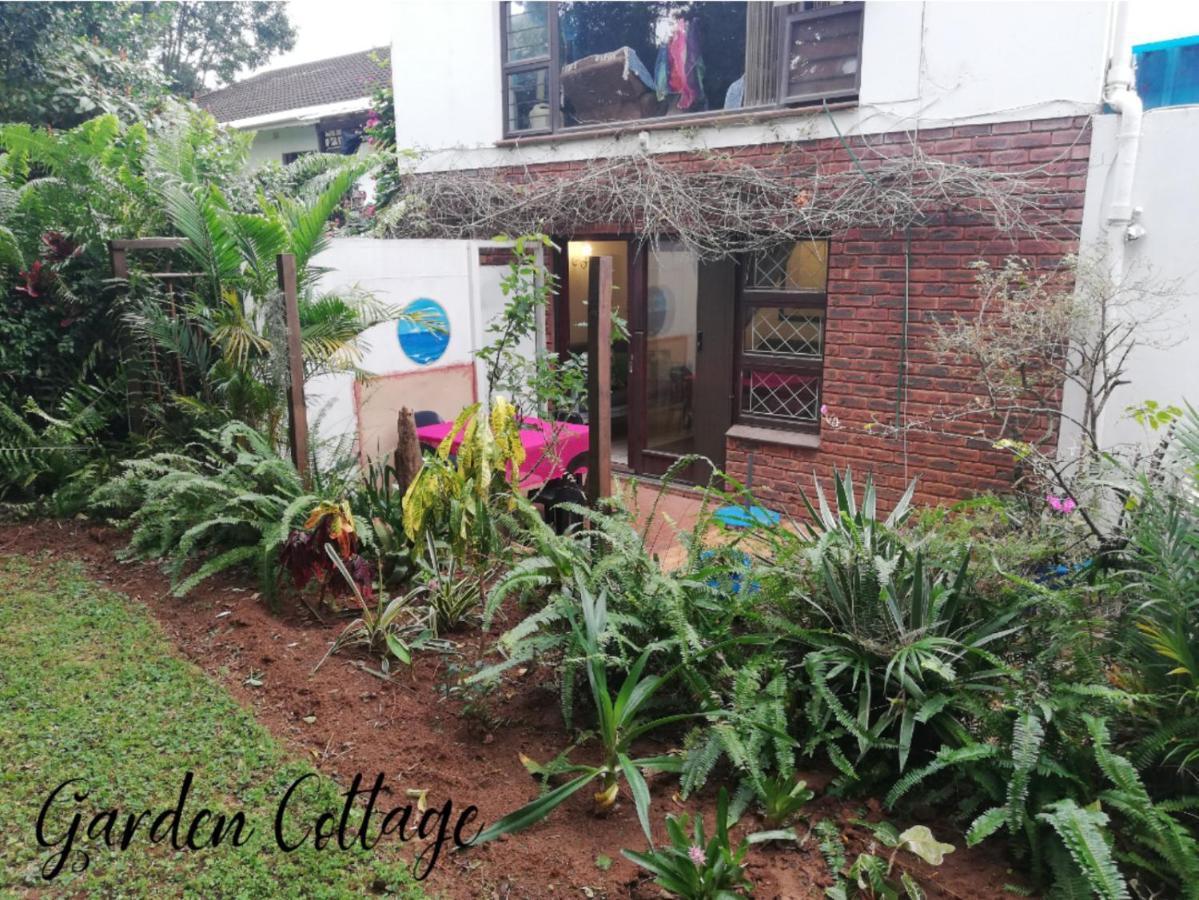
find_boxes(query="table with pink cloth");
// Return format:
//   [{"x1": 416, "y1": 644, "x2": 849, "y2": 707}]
[{"x1": 415, "y1": 415, "x2": 589, "y2": 490}]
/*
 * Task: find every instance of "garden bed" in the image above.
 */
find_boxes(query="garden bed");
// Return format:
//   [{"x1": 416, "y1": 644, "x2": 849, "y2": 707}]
[{"x1": 1, "y1": 520, "x2": 1021, "y2": 899}]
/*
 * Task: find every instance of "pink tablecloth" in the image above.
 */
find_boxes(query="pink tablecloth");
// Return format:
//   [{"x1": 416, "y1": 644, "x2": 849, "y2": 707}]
[{"x1": 416, "y1": 415, "x2": 589, "y2": 489}]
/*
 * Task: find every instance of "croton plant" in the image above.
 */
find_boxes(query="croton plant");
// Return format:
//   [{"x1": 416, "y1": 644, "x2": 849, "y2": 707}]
[{"x1": 279, "y1": 501, "x2": 375, "y2": 602}]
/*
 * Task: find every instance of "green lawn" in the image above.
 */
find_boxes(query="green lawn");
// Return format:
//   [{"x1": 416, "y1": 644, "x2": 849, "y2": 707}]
[{"x1": 0, "y1": 554, "x2": 427, "y2": 898}]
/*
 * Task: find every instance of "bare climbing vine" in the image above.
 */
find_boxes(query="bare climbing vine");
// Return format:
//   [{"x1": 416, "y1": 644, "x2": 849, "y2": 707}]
[{"x1": 376, "y1": 135, "x2": 1080, "y2": 258}]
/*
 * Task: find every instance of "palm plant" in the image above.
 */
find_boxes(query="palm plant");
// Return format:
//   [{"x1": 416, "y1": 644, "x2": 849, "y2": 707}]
[{"x1": 125, "y1": 148, "x2": 398, "y2": 438}]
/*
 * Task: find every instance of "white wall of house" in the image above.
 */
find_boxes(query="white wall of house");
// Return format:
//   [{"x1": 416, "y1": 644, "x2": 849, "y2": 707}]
[
  {"x1": 245, "y1": 124, "x2": 319, "y2": 169},
  {"x1": 391, "y1": 1, "x2": 1113, "y2": 172},
  {"x1": 1070, "y1": 106, "x2": 1199, "y2": 454},
  {"x1": 305, "y1": 238, "x2": 528, "y2": 461}
]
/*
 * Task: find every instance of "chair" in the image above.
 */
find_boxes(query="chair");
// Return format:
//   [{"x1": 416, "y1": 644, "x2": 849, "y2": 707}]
[
  {"x1": 413, "y1": 410, "x2": 443, "y2": 427},
  {"x1": 532, "y1": 452, "x2": 590, "y2": 534}
]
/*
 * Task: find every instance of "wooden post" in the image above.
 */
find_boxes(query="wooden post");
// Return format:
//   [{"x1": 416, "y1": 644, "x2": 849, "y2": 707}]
[
  {"x1": 586, "y1": 256, "x2": 613, "y2": 503},
  {"x1": 277, "y1": 253, "x2": 311, "y2": 488}
]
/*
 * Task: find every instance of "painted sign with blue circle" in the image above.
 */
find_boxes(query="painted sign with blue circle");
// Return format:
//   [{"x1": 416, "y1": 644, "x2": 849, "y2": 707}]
[{"x1": 397, "y1": 298, "x2": 450, "y2": 365}]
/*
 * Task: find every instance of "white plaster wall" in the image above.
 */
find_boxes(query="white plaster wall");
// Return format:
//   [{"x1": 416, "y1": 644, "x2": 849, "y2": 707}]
[
  {"x1": 307, "y1": 238, "x2": 480, "y2": 447},
  {"x1": 245, "y1": 125, "x2": 319, "y2": 169},
  {"x1": 1071, "y1": 107, "x2": 1199, "y2": 453},
  {"x1": 305, "y1": 237, "x2": 524, "y2": 452},
  {"x1": 391, "y1": 1, "x2": 1113, "y2": 172}
]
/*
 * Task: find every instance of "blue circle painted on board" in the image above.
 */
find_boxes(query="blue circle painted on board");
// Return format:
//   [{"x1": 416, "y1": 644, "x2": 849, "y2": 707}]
[
  {"x1": 648, "y1": 286, "x2": 669, "y2": 336},
  {"x1": 397, "y1": 298, "x2": 450, "y2": 365}
]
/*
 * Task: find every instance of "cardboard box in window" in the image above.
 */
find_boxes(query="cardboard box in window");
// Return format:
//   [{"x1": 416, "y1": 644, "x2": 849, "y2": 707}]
[{"x1": 561, "y1": 47, "x2": 665, "y2": 125}]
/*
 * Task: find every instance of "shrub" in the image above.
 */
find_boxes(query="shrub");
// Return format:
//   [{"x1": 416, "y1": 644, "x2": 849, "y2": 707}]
[{"x1": 91, "y1": 420, "x2": 337, "y2": 599}]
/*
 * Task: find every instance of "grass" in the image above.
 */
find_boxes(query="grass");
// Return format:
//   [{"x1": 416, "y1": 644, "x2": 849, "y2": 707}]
[{"x1": 0, "y1": 554, "x2": 427, "y2": 898}]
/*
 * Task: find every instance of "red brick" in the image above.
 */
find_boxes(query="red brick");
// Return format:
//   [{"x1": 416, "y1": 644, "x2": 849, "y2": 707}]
[{"x1": 493, "y1": 116, "x2": 1090, "y2": 514}]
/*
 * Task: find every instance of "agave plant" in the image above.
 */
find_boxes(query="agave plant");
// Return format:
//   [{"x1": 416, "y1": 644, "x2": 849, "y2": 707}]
[{"x1": 764, "y1": 469, "x2": 1019, "y2": 780}]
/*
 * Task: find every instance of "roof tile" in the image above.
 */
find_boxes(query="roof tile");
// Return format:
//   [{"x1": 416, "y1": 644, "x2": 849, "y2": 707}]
[{"x1": 197, "y1": 47, "x2": 390, "y2": 123}]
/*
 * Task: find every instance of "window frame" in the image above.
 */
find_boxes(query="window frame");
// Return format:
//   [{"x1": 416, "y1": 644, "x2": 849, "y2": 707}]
[
  {"x1": 734, "y1": 241, "x2": 830, "y2": 434},
  {"x1": 498, "y1": 1, "x2": 864, "y2": 139},
  {"x1": 499, "y1": 1, "x2": 559, "y2": 137}
]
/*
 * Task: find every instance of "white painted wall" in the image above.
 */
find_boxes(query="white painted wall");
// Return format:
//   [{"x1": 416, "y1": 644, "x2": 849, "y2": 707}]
[
  {"x1": 1072, "y1": 106, "x2": 1199, "y2": 453},
  {"x1": 245, "y1": 124, "x2": 319, "y2": 169},
  {"x1": 391, "y1": 1, "x2": 1113, "y2": 172},
  {"x1": 306, "y1": 237, "x2": 523, "y2": 453}
]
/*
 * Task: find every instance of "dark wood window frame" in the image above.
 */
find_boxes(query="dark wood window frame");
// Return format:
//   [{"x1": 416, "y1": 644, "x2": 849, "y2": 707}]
[
  {"x1": 499, "y1": 1, "x2": 864, "y2": 139},
  {"x1": 734, "y1": 242, "x2": 830, "y2": 435}
]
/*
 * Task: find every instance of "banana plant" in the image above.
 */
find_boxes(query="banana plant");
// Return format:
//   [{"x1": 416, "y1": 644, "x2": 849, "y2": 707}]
[{"x1": 472, "y1": 581, "x2": 724, "y2": 847}]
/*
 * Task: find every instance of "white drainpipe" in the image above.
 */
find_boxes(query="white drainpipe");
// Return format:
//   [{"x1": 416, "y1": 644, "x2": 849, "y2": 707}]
[
  {"x1": 1102, "y1": 1, "x2": 1144, "y2": 282},
  {"x1": 1075, "y1": 0, "x2": 1145, "y2": 456}
]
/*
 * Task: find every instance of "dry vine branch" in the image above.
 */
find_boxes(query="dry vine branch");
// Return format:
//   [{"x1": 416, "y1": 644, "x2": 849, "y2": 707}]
[{"x1": 376, "y1": 136, "x2": 1077, "y2": 259}]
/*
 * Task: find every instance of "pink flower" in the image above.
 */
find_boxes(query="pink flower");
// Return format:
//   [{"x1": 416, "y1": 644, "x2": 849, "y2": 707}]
[
  {"x1": 688, "y1": 845, "x2": 705, "y2": 866},
  {"x1": 820, "y1": 404, "x2": 829, "y2": 416},
  {"x1": 1046, "y1": 494, "x2": 1077, "y2": 515}
]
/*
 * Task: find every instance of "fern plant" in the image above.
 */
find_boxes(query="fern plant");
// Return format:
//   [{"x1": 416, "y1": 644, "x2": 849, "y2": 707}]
[
  {"x1": 90, "y1": 420, "x2": 336, "y2": 600},
  {"x1": 0, "y1": 380, "x2": 122, "y2": 513},
  {"x1": 887, "y1": 704, "x2": 1199, "y2": 899}
]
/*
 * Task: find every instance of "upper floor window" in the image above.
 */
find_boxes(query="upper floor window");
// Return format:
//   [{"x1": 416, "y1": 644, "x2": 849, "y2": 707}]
[
  {"x1": 500, "y1": 2, "x2": 864, "y2": 137},
  {"x1": 737, "y1": 240, "x2": 829, "y2": 433}
]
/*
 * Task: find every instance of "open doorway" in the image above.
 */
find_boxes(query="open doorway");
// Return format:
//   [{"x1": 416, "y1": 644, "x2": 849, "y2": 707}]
[{"x1": 556, "y1": 237, "x2": 734, "y2": 482}]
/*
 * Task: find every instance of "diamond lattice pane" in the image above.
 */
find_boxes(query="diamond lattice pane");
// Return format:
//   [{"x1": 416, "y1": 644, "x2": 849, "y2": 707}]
[
  {"x1": 740, "y1": 370, "x2": 820, "y2": 424},
  {"x1": 748, "y1": 241, "x2": 828, "y2": 291},
  {"x1": 745, "y1": 307, "x2": 823, "y2": 359}
]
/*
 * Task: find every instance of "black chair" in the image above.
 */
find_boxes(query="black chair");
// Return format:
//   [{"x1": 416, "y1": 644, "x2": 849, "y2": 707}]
[
  {"x1": 413, "y1": 410, "x2": 443, "y2": 427},
  {"x1": 533, "y1": 452, "x2": 589, "y2": 534}
]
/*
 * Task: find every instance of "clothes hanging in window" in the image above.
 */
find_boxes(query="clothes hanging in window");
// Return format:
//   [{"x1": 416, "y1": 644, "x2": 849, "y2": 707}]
[
  {"x1": 654, "y1": 17, "x2": 705, "y2": 110},
  {"x1": 673, "y1": 18, "x2": 706, "y2": 110}
]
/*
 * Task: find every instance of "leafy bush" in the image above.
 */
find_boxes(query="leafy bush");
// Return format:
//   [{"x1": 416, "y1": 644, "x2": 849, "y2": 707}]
[{"x1": 91, "y1": 420, "x2": 334, "y2": 599}]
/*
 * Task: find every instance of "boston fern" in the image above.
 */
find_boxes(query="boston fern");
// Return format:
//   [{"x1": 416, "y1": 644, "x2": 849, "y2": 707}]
[
  {"x1": 886, "y1": 706, "x2": 1199, "y2": 899},
  {"x1": 91, "y1": 420, "x2": 331, "y2": 600}
]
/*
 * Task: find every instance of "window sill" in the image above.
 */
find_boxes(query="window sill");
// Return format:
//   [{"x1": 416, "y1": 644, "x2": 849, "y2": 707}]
[
  {"x1": 726, "y1": 424, "x2": 820, "y2": 450},
  {"x1": 498, "y1": 99, "x2": 857, "y2": 148}
]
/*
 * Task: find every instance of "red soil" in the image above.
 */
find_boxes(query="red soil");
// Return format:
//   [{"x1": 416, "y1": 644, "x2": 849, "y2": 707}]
[{"x1": 1, "y1": 521, "x2": 1026, "y2": 899}]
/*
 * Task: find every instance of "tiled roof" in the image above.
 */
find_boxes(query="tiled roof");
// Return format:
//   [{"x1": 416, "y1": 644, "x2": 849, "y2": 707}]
[{"x1": 197, "y1": 47, "x2": 390, "y2": 123}]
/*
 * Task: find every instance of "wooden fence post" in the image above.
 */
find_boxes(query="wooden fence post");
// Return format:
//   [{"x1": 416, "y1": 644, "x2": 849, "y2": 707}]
[
  {"x1": 586, "y1": 256, "x2": 613, "y2": 503},
  {"x1": 277, "y1": 253, "x2": 311, "y2": 488}
]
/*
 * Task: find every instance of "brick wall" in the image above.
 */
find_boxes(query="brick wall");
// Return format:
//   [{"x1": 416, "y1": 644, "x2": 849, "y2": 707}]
[{"x1": 482, "y1": 116, "x2": 1092, "y2": 513}]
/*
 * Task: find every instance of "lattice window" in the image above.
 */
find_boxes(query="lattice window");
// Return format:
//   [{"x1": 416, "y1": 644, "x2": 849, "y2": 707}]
[
  {"x1": 745, "y1": 307, "x2": 823, "y2": 359},
  {"x1": 736, "y1": 238, "x2": 829, "y2": 433},
  {"x1": 741, "y1": 371, "x2": 820, "y2": 424}
]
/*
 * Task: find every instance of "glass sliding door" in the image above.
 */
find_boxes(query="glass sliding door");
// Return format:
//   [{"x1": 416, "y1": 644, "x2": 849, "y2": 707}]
[
  {"x1": 554, "y1": 237, "x2": 733, "y2": 483},
  {"x1": 644, "y1": 242, "x2": 699, "y2": 457},
  {"x1": 636, "y1": 242, "x2": 733, "y2": 480}
]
